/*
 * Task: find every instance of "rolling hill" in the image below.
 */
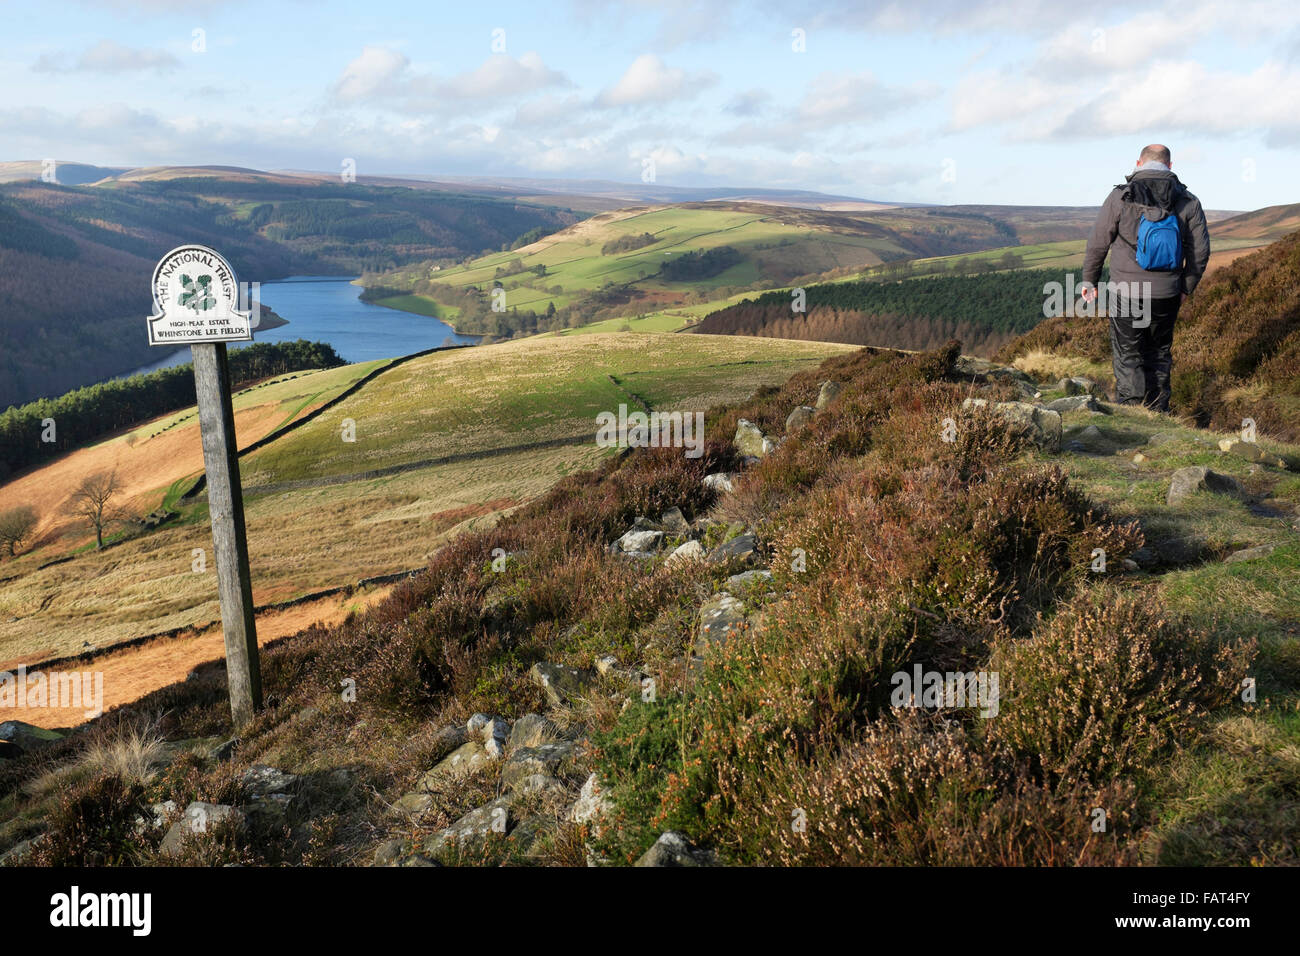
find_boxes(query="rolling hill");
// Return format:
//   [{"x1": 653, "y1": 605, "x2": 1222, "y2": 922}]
[
  {"x1": 363, "y1": 197, "x2": 1273, "y2": 347},
  {"x1": 1211, "y1": 202, "x2": 1300, "y2": 243},
  {"x1": 3, "y1": 337, "x2": 1295, "y2": 868},
  {"x1": 0, "y1": 332, "x2": 850, "y2": 674},
  {"x1": 359, "y1": 200, "x2": 1084, "y2": 337},
  {"x1": 0, "y1": 172, "x2": 581, "y2": 409},
  {"x1": 0, "y1": 161, "x2": 130, "y2": 185},
  {"x1": 671, "y1": 204, "x2": 1297, "y2": 358}
]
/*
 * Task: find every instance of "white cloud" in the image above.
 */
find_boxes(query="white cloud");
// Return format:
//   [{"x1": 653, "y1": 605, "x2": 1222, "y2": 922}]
[
  {"x1": 443, "y1": 52, "x2": 569, "y2": 100},
  {"x1": 951, "y1": 52, "x2": 1300, "y2": 145},
  {"x1": 715, "y1": 71, "x2": 935, "y2": 148},
  {"x1": 637, "y1": 142, "x2": 707, "y2": 176},
  {"x1": 1055, "y1": 59, "x2": 1300, "y2": 140},
  {"x1": 948, "y1": 1, "x2": 1300, "y2": 141},
  {"x1": 596, "y1": 54, "x2": 715, "y2": 107},
  {"x1": 33, "y1": 39, "x2": 179, "y2": 74},
  {"x1": 797, "y1": 71, "x2": 934, "y2": 125},
  {"x1": 949, "y1": 70, "x2": 1065, "y2": 132},
  {"x1": 723, "y1": 89, "x2": 771, "y2": 117},
  {"x1": 333, "y1": 47, "x2": 570, "y2": 114},
  {"x1": 334, "y1": 46, "x2": 409, "y2": 102}
]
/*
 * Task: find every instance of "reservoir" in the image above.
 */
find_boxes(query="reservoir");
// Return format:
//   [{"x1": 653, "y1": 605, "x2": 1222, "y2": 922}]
[{"x1": 126, "y1": 276, "x2": 475, "y2": 376}]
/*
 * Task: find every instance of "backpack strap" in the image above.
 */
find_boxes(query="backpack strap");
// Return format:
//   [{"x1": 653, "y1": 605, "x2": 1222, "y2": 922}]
[{"x1": 1112, "y1": 184, "x2": 1139, "y2": 250}]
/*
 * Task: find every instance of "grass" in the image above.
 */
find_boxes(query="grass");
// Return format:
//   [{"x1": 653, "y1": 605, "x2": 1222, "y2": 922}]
[
  {"x1": 122, "y1": 360, "x2": 387, "y2": 444},
  {"x1": 547, "y1": 217, "x2": 1296, "y2": 340},
  {"x1": 2, "y1": 339, "x2": 1295, "y2": 868},
  {"x1": 370, "y1": 203, "x2": 929, "y2": 328},
  {"x1": 239, "y1": 333, "x2": 852, "y2": 486},
  {"x1": 373, "y1": 294, "x2": 460, "y2": 320},
  {"x1": 0, "y1": 333, "x2": 849, "y2": 666},
  {"x1": 1143, "y1": 711, "x2": 1300, "y2": 865}
]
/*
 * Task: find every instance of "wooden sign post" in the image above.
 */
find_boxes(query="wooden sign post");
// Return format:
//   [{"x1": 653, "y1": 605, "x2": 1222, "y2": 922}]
[{"x1": 147, "y1": 245, "x2": 261, "y2": 728}]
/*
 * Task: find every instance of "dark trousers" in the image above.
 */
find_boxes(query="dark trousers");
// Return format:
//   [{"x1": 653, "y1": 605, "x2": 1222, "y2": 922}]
[{"x1": 1109, "y1": 294, "x2": 1180, "y2": 412}]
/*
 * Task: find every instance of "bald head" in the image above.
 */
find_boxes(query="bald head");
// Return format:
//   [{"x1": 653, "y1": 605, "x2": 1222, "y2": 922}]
[{"x1": 1139, "y1": 144, "x2": 1171, "y2": 166}]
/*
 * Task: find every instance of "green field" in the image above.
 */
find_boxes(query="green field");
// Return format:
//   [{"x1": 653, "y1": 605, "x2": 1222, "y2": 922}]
[
  {"x1": 607, "y1": 229, "x2": 1287, "y2": 341},
  {"x1": 0, "y1": 333, "x2": 853, "y2": 661},
  {"x1": 239, "y1": 332, "x2": 852, "y2": 486},
  {"x1": 373, "y1": 204, "x2": 912, "y2": 314},
  {"x1": 372, "y1": 294, "x2": 461, "y2": 320},
  {"x1": 858, "y1": 233, "x2": 1275, "y2": 281},
  {"x1": 367, "y1": 201, "x2": 1187, "y2": 342},
  {"x1": 122, "y1": 359, "x2": 389, "y2": 445}
]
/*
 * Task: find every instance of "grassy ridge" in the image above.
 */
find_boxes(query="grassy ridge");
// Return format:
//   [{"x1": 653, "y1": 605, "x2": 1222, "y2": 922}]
[
  {"x1": 0, "y1": 333, "x2": 851, "y2": 663},
  {"x1": 6, "y1": 341, "x2": 1294, "y2": 867},
  {"x1": 361, "y1": 201, "x2": 1054, "y2": 339},
  {"x1": 238, "y1": 333, "x2": 849, "y2": 486}
]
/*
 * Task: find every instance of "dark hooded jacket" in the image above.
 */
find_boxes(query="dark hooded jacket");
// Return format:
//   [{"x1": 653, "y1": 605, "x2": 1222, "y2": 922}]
[{"x1": 1082, "y1": 166, "x2": 1211, "y2": 299}]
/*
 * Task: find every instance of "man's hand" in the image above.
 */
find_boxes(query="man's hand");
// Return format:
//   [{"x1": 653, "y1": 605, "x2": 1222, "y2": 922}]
[{"x1": 1080, "y1": 285, "x2": 1098, "y2": 303}]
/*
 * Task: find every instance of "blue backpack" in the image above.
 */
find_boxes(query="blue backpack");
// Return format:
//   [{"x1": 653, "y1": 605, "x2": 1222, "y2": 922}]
[{"x1": 1123, "y1": 178, "x2": 1184, "y2": 272}]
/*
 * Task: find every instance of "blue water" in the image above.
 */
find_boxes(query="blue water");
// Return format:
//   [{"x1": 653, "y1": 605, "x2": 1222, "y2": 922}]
[{"x1": 127, "y1": 276, "x2": 476, "y2": 377}]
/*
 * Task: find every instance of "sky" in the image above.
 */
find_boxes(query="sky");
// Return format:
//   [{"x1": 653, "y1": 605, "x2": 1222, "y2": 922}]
[{"x1": 3, "y1": 0, "x2": 1299, "y2": 208}]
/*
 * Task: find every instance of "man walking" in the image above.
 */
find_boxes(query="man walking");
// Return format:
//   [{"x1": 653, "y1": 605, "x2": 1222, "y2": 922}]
[{"x1": 1080, "y1": 144, "x2": 1210, "y2": 412}]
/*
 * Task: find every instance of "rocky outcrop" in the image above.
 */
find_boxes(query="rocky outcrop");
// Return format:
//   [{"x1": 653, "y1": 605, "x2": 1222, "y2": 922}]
[
  {"x1": 507, "y1": 713, "x2": 560, "y2": 751},
  {"x1": 634, "y1": 830, "x2": 717, "y2": 866},
  {"x1": 1218, "y1": 439, "x2": 1287, "y2": 469},
  {"x1": 1045, "y1": 395, "x2": 1109, "y2": 415},
  {"x1": 1167, "y1": 467, "x2": 1243, "y2": 506},
  {"x1": 158, "y1": 802, "x2": 245, "y2": 858},
  {"x1": 615, "y1": 528, "x2": 663, "y2": 554},
  {"x1": 569, "y1": 773, "x2": 613, "y2": 827},
  {"x1": 707, "y1": 532, "x2": 758, "y2": 566},
  {"x1": 726, "y1": 569, "x2": 772, "y2": 589},
  {"x1": 133, "y1": 800, "x2": 178, "y2": 835},
  {"x1": 423, "y1": 740, "x2": 492, "y2": 781},
  {"x1": 0, "y1": 721, "x2": 66, "y2": 756},
  {"x1": 815, "y1": 380, "x2": 843, "y2": 410},
  {"x1": 785, "y1": 406, "x2": 815, "y2": 432},
  {"x1": 530, "y1": 662, "x2": 596, "y2": 707},
  {"x1": 696, "y1": 593, "x2": 747, "y2": 654},
  {"x1": 1066, "y1": 424, "x2": 1111, "y2": 454},
  {"x1": 962, "y1": 398, "x2": 1062, "y2": 452},
  {"x1": 660, "y1": 507, "x2": 691, "y2": 535},
  {"x1": 702, "y1": 473, "x2": 737, "y2": 495},
  {"x1": 665, "y1": 539, "x2": 705, "y2": 567},
  {"x1": 501, "y1": 740, "x2": 578, "y2": 791},
  {"x1": 422, "y1": 795, "x2": 513, "y2": 858},
  {"x1": 1057, "y1": 376, "x2": 1098, "y2": 396},
  {"x1": 241, "y1": 765, "x2": 299, "y2": 797},
  {"x1": 735, "y1": 419, "x2": 779, "y2": 459},
  {"x1": 1224, "y1": 543, "x2": 1277, "y2": 563}
]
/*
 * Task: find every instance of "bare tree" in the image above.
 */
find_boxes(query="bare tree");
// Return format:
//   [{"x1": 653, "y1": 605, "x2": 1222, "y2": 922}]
[
  {"x1": 0, "y1": 505, "x2": 38, "y2": 557},
  {"x1": 68, "y1": 471, "x2": 122, "y2": 549}
]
